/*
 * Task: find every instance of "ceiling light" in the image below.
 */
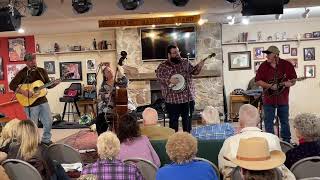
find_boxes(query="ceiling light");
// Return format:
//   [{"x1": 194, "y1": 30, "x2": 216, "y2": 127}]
[
  {"x1": 151, "y1": 24, "x2": 156, "y2": 28},
  {"x1": 241, "y1": 17, "x2": 249, "y2": 25},
  {"x1": 228, "y1": 16, "x2": 235, "y2": 25},
  {"x1": 28, "y1": 0, "x2": 45, "y2": 16},
  {"x1": 227, "y1": 16, "x2": 233, "y2": 20},
  {"x1": 120, "y1": 0, "x2": 142, "y2": 10},
  {"x1": 172, "y1": 0, "x2": 189, "y2": 7},
  {"x1": 18, "y1": 28, "x2": 24, "y2": 33},
  {"x1": 198, "y1": 18, "x2": 208, "y2": 26},
  {"x1": 184, "y1": 32, "x2": 190, "y2": 38},
  {"x1": 275, "y1": 14, "x2": 282, "y2": 20},
  {"x1": 302, "y1": 8, "x2": 310, "y2": 18},
  {"x1": 175, "y1": 23, "x2": 181, "y2": 26},
  {"x1": 72, "y1": 0, "x2": 92, "y2": 14}
]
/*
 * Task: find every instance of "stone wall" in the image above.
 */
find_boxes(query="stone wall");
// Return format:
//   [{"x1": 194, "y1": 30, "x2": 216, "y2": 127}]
[{"x1": 116, "y1": 23, "x2": 224, "y2": 112}]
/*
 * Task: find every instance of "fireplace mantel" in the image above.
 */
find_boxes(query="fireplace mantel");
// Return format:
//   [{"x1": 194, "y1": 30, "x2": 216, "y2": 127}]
[{"x1": 127, "y1": 70, "x2": 220, "y2": 81}]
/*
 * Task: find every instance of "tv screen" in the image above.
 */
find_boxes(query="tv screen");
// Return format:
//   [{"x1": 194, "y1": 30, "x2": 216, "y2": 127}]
[{"x1": 141, "y1": 26, "x2": 196, "y2": 61}]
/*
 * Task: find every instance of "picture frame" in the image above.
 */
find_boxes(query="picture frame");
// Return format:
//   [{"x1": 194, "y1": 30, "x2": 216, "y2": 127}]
[
  {"x1": 254, "y1": 61, "x2": 264, "y2": 73},
  {"x1": 0, "y1": 57, "x2": 3, "y2": 80},
  {"x1": 44, "y1": 61, "x2": 55, "y2": 74},
  {"x1": 253, "y1": 47, "x2": 264, "y2": 60},
  {"x1": 304, "y1": 33, "x2": 313, "y2": 39},
  {"x1": 87, "y1": 73, "x2": 96, "y2": 85},
  {"x1": 7, "y1": 64, "x2": 26, "y2": 91},
  {"x1": 86, "y1": 59, "x2": 96, "y2": 71},
  {"x1": 59, "y1": 62, "x2": 82, "y2": 81},
  {"x1": 228, "y1": 51, "x2": 252, "y2": 71},
  {"x1": 285, "y1": 58, "x2": 298, "y2": 68},
  {"x1": 304, "y1": 65, "x2": 316, "y2": 78},
  {"x1": 282, "y1": 44, "x2": 290, "y2": 54},
  {"x1": 313, "y1": 31, "x2": 320, "y2": 38},
  {"x1": 8, "y1": 37, "x2": 26, "y2": 62},
  {"x1": 291, "y1": 48, "x2": 297, "y2": 56},
  {"x1": 303, "y1": 47, "x2": 315, "y2": 61}
]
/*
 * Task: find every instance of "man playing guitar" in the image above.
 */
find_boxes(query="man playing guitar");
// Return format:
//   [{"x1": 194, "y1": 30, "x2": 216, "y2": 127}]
[
  {"x1": 9, "y1": 53, "x2": 60, "y2": 145},
  {"x1": 156, "y1": 45, "x2": 205, "y2": 132},
  {"x1": 255, "y1": 46, "x2": 297, "y2": 143}
]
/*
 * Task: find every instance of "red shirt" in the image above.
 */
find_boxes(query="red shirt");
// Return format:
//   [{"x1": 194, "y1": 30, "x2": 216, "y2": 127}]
[
  {"x1": 156, "y1": 59, "x2": 201, "y2": 104},
  {"x1": 255, "y1": 59, "x2": 297, "y2": 105}
]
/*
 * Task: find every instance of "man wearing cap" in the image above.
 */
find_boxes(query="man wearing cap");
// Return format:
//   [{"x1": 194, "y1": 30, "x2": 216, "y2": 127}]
[
  {"x1": 255, "y1": 46, "x2": 297, "y2": 143},
  {"x1": 9, "y1": 53, "x2": 60, "y2": 145}
]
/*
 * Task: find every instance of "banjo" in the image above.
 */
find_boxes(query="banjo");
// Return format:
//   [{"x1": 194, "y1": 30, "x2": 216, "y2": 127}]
[{"x1": 169, "y1": 53, "x2": 216, "y2": 92}]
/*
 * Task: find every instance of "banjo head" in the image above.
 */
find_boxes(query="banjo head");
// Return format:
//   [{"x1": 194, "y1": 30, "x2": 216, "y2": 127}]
[{"x1": 171, "y1": 74, "x2": 186, "y2": 91}]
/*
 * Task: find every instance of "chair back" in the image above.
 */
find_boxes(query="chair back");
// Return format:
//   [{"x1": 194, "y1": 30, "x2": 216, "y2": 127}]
[
  {"x1": 2, "y1": 159, "x2": 42, "y2": 180},
  {"x1": 229, "y1": 166, "x2": 282, "y2": 180},
  {"x1": 194, "y1": 157, "x2": 220, "y2": 179},
  {"x1": 280, "y1": 140, "x2": 294, "y2": 153},
  {"x1": 290, "y1": 156, "x2": 320, "y2": 179},
  {"x1": 47, "y1": 143, "x2": 82, "y2": 164},
  {"x1": 124, "y1": 158, "x2": 158, "y2": 180}
]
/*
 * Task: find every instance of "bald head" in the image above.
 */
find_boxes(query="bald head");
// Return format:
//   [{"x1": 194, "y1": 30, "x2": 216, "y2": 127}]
[
  {"x1": 239, "y1": 104, "x2": 260, "y2": 128},
  {"x1": 142, "y1": 108, "x2": 158, "y2": 126}
]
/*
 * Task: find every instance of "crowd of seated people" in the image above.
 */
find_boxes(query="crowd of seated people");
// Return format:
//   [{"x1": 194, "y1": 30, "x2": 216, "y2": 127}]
[{"x1": 0, "y1": 104, "x2": 319, "y2": 180}]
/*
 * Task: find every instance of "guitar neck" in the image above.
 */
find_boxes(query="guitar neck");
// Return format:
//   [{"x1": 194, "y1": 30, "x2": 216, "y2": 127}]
[{"x1": 38, "y1": 78, "x2": 62, "y2": 90}]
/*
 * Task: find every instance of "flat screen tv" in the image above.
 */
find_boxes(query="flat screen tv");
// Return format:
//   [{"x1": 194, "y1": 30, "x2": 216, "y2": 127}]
[{"x1": 141, "y1": 26, "x2": 196, "y2": 61}]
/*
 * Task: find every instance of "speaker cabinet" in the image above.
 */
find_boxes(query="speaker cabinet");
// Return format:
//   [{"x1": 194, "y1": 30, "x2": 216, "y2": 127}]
[
  {"x1": 0, "y1": 8, "x2": 21, "y2": 32},
  {"x1": 242, "y1": 0, "x2": 284, "y2": 16}
]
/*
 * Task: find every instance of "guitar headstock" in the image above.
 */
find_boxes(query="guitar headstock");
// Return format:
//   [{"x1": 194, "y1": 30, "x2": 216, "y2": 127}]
[
  {"x1": 296, "y1": 76, "x2": 307, "y2": 81},
  {"x1": 208, "y1": 52, "x2": 216, "y2": 58}
]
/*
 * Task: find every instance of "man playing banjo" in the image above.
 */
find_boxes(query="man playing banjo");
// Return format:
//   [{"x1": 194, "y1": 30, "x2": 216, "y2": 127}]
[{"x1": 156, "y1": 45, "x2": 205, "y2": 132}]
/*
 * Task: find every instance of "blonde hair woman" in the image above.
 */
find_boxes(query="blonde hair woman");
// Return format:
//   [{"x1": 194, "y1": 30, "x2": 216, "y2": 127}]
[{"x1": 0, "y1": 119, "x2": 20, "y2": 153}]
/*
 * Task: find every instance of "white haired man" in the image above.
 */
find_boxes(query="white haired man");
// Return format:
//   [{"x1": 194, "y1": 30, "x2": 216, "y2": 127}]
[
  {"x1": 140, "y1": 107, "x2": 175, "y2": 140},
  {"x1": 218, "y1": 104, "x2": 295, "y2": 179},
  {"x1": 191, "y1": 106, "x2": 234, "y2": 140}
]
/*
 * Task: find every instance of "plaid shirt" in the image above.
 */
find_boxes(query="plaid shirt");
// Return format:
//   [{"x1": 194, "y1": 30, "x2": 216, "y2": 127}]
[
  {"x1": 156, "y1": 59, "x2": 201, "y2": 104},
  {"x1": 191, "y1": 123, "x2": 235, "y2": 140},
  {"x1": 81, "y1": 159, "x2": 144, "y2": 180}
]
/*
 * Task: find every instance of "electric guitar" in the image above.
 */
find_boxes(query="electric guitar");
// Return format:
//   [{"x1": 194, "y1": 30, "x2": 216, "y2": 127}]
[
  {"x1": 266, "y1": 76, "x2": 306, "y2": 97},
  {"x1": 16, "y1": 74, "x2": 71, "y2": 106},
  {"x1": 169, "y1": 52, "x2": 216, "y2": 92}
]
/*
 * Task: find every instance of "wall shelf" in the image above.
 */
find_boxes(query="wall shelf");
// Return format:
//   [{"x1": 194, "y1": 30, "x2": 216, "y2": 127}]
[
  {"x1": 35, "y1": 49, "x2": 116, "y2": 56},
  {"x1": 222, "y1": 37, "x2": 320, "y2": 45}
]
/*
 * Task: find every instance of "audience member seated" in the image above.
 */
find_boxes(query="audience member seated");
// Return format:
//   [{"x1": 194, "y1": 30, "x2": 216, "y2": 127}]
[
  {"x1": 191, "y1": 106, "x2": 234, "y2": 140},
  {"x1": 140, "y1": 107, "x2": 174, "y2": 140},
  {"x1": 78, "y1": 174, "x2": 97, "y2": 180},
  {"x1": 81, "y1": 132, "x2": 143, "y2": 180},
  {"x1": 7, "y1": 120, "x2": 69, "y2": 180},
  {"x1": 117, "y1": 113, "x2": 161, "y2": 167},
  {"x1": 156, "y1": 132, "x2": 218, "y2": 180},
  {"x1": 230, "y1": 137, "x2": 285, "y2": 180},
  {"x1": 0, "y1": 118, "x2": 20, "y2": 153},
  {"x1": 0, "y1": 165, "x2": 10, "y2": 180},
  {"x1": 218, "y1": 104, "x2": 294, "y2": 179},
  {"x1": 285, "y1": 113, "x2": 320, "y2": 169}
]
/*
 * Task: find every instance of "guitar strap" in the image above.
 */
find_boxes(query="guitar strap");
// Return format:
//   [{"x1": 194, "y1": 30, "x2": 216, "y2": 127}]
[{"x1": 36, "y1": 68, "x2": 47, "y2": 83}]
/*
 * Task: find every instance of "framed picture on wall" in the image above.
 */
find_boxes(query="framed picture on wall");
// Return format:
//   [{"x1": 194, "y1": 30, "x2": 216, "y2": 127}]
[
  {"x1": 253, "y1": 47, "x2": 264, "y2": 60},
  {"x1": 7, "y1": 64, "x2": 26, "y2": 91},
  {"x1": 87, "y1": 73, "x2": 96, "y2": 85},
  {"x1": 303, "y1": 47, "x2": 315, "y2": 61},
  {"x1": 282, "y1": 44, "x2": 290, "y2": 54},
  {"x1": 8, "y1": 37, "x2": 26, "y2": 62},
  {"x1": 228, "y1": 51, "x2": 252, "y2": 71},
  {"x1": 59, "y1": 62, "x2": 82, "y2": 81},
  {"x1": 44, "y1": 61, "x2": 55, "y2": 74},
  {"x1": 0, "y1": 57, "x2": 3, "y2": 80},
  {"x1": 291, "y1": 48, "x2": 297, "y2": 56},
  {"x1": 86, "y1": 59, "x2": 96, "y2": 71},
  {"x1": 304, "y1": 65, "x2": 316, "y2": 78},
  {"x1": 254, "y1": 61, "x2": 264, "y2": 73},
  {"x1": 285, "y1": 58, "x2": 298, "y2": 68}
]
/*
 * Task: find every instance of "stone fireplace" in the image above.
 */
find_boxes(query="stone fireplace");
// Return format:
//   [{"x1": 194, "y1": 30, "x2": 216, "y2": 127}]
[{"x1": 116, "y1": 23, "x2": 224, "y2": 112}]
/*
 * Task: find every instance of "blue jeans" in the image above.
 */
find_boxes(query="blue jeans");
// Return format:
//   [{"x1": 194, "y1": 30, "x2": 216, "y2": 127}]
[
  {"x1": 263, "y1": 104, "x2": 291, "y2": 142},
  {"x1": 24, "y1": 102, "x2": 52, "y2": 143}
]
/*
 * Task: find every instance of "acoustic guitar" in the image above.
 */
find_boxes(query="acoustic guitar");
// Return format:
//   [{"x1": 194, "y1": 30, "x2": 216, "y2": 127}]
[
  {"x1": 169, "y1": 52, "x2": 216, "y2": 92},
  {"x1": 266, "y1": 76, "x2": 306, "y2": 97},
  {"x1": 16, "y1": 74, "x2": 71, "y2": 106}
]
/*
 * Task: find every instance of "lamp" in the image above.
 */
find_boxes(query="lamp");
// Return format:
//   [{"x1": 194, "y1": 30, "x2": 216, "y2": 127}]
[
  {"x1": 120, "y1": 0, "x2": 142, "y2": 10},
  {"x1": 302, "y1": 8, "x2": 310, "y2": 18},
  {"x1": 172, "y1": 0, "x2": 189, "y2": 7},
  {"x1": 28, "y1": 0, "x2": 45, "y2": 16},
  {"x1": 72, "y1": 0, "x2": 92, "y2": 14}
]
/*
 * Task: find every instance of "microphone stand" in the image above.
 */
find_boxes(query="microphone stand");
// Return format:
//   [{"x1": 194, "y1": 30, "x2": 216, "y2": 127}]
[
  {"x1": 274, "y1": 60, "x2": 280, "y2": 137},
  {"x1": 186, "y1": 53, "x2": 192, "y2": 131}
]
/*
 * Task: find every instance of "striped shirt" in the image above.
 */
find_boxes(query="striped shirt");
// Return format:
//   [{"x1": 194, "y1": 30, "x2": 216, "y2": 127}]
[
  {"x1": 81, "y1": 159, "x2": 144, "y2": 180},
  {"x1": 156, "y1": 59, "x2": 201, "y2": 104},
  {"x1": 191, "y1": 123, "x2": 235, "y2": 140}
]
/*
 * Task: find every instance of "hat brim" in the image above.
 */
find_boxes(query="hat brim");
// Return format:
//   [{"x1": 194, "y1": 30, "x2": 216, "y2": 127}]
[
  {"x1": 230, "y1": 150, "x2": 286, "y2": 170},
  {"x1": 262, "y1": 50, "x2": 272, "y2": 54}
]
